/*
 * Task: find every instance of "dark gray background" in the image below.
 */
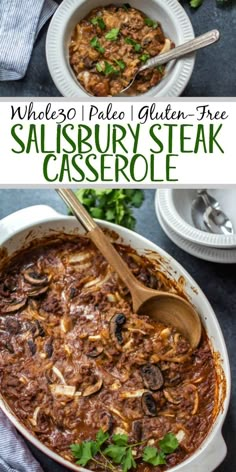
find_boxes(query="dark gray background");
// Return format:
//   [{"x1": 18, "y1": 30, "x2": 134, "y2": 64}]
[
  {"x1": 0, "y1": 0, "x2": 236, "y2": 97},
  {"x1": 0, "y1": 189, "x2": 235, "y2": 472}
]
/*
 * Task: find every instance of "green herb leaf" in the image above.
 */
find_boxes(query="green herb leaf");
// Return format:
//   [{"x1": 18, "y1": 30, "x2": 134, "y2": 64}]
[
  {"x1": 121, "y1": 448, "x2": 136, "y2": 472},
  {"x1": 112, "y1": 434, "x2": 129, "y2": 446},
  {"x1": 104, "y1": 61, "x2": 118, "y2": 76},
  {"x1": 104, "y1": 445, "x2": 127, "y2": 464},
  {"x1": 125, "y1": 189, "x2": 144, "y2": 208},
  {"x1": 158, "y1": 433, "x2": 179, "y2": 454},
  {"x1": 96, "y1": 62, "x2": 103, "y2": 72},
  {"x1": 90, "y1": 36, "x2": 105, "y2": 54},
  {"x1": 71, "y1": 441, "x2": 98, "y2": 466},
  {"x1": 157, "y1": 65, "x2": 164, "y2": 73},
  {"x1": 122, "y1": 3, "x2": 131, "y2": 11},
  {"x1": 105, "y1": 208, "x2": 116, "y2": 221},
  {"x1": 70, "y1": 443, "x2": 83, "y2": 459},
  {"x1": 96, "y1": 429, "x2": 109, "y2": 447},
  {"x1": 144, "y1": 17, "x2": 158, "y2": 28},
  {"x1": 90, "y1": 207, "x2": 104, "y2": 218},
  {"x1": 114, "y1": 59, "x2": 126, "y2": 70},
  {"x1": 143, "y1": 446, "x2": 166, "y2": 466},
  {"x1": 125, "y1": 37, "x2": 142, "y2": 52},
  {"x1": 190, "y1": 0, "x2": 203, "y2": 7},
  {"x1": 91, "y1": 17, "x2": 106, "y2": 30},
  {"x1": 139, "y1": 53, "x2": 150, "y2": 63},
  {"x1": 71, "y1": 189, "x2": 144, "y2": 230},
  {"x1": 105, "y1": 28, "x2": 120, "y2": 41}
]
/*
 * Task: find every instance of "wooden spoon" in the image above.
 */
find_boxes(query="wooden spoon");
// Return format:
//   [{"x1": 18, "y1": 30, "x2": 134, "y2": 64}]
[{"x1": 56, "y1": 189, "x2": 201, "y2": 349}]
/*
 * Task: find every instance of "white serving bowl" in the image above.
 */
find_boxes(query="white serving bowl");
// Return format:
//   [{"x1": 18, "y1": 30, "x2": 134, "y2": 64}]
[
  {"x1": 155, "y1": 195, "x2": 236, "y2": 263},
  {"x1": 157, "y1": 189, "x2": 236, "y2": 249},
  {"x1": 0, "y1": 205, "x2": 230, "y2": 472},
  {"x1": 46, "y1": 0, "x2": 195, "y2": 97}
]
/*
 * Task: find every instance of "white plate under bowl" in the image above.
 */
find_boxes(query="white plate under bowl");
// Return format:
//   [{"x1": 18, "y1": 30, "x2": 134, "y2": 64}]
[
  {"x1": 46, "y1": 0, "x2": 195, "y2": 97},
  {"x1": 157, "y1": 189, "x2": 236, "y2": 249},
  {"x1": 155, "y1": 197, "x2": 236, "y2": 263}
]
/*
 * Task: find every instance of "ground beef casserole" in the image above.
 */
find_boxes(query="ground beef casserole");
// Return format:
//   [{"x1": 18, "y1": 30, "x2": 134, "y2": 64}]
[
  {"x1": 69, "y1": 4, "x2": 173, "y2": 96},
  {"x1": 0, "y1": 235, "x2": 217, "y2": 471}
]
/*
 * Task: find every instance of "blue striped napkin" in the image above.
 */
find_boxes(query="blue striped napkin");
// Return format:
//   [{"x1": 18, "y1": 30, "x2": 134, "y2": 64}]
[
  {"x1": 0, "y1": 408, "x2": 43, "y2": 472},
  {"x1": 0, "y1": 0, "x2": 57, "y2": 81}
]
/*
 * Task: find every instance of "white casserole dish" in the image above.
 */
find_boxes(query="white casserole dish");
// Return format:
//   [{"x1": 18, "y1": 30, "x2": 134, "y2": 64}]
[
  {"x1": 46, "y1": 0, "x2": 195, "y2": 97},
  {"x1": 0, "y1": 205, "x2": 230, "y2": 472}
]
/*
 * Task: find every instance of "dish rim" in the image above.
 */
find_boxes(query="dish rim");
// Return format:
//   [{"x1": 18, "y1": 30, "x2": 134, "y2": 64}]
[{"x1": 45, "y1": 0, "x2": 195, "y2": 97}]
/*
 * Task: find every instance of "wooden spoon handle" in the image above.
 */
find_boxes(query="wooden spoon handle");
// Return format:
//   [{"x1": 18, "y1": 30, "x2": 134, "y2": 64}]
[{"x1": 56, "y1": 189, "x2": 138, "y2": 292}]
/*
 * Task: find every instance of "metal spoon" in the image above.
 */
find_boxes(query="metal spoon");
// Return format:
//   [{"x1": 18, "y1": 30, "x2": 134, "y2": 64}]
[
  {"x1": 57, "y1": 189, "x2": 201, "y2": 349},
  {"x1": 192, "y1": 190, "x2": 234, "y2": 235},
  {"x1": 119, "y1": 29, "x2": 220, "y2": 95}
]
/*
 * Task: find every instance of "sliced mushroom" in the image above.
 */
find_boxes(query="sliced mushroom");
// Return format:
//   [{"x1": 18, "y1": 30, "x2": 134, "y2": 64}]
[
  {"x1": 28, "y1": 339, "x2": 37, "y2": 356},
  {"x1": 23, "y1": 269, "x2": 51, "y2": 286},
  {"x1": 86, "y1": 346, "x2": 104, "y2": 358},
  {"x1": 83, "y1": 377, "x2": 103, "y2": 397},
  {"x1": 141, "y1": 392, "x2": 157, "y2": 417},
  {"x1": 5, "y1": 341, "x2": 14, "y2": 353},
  {"x1": 141, "y1": 363, "x2": 164, "y2": 391},
  {"x1": 44, "y1": 339, "x2": 53, "y2": 358},
  {"x1": 5, "y1": 317, "x2": 20, "y2": 334},
  {"x1": 27, "y1": 286, "x2": 49, "y2": 298},
  {"x1": 34, "y1": 320, "x2": 45, "y2": 337},
  {"x1": 110, "y1": 313, "x2": 126, "y2": 345},
  {"x1": 1, "y1": 297, "x2": 27, "y2": 314},
  {"x1": 132, "y1": 420, "x2": 142, "y2": 442},
  {"x1": 100, "y1": 411, "x2": 114, "y2": 433}
]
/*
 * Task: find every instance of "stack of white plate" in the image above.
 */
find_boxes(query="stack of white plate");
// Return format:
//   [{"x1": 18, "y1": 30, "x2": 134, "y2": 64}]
[{"x1": 155, "y1": 189, "x2": 236, "y2": 263}]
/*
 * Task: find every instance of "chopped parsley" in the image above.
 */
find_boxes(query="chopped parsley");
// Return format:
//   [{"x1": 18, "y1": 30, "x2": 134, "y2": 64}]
[
  {"x1": 114, "y1": 59, "x2": 126, "y2": 70},
  {"x1": 157, "y1": 65, "x2": 164, "y2": 73},
  {"x1": 71, "y1": 430, "x2": 179, "y2": 472},
  {"x1": 96, "y1": 62, "x2": 103, "y2": 73},
  {"x1": 125, "y1": 37, "x2": 142, "y2": 52},
  {"x1": 190, "y1": 0, "x2": 203, "y2": 6},
  {"x1": 105, "y1": 28, "x2": 120, "y2": 41},
  {"x1": 91, "y1": 17, "x2": 106, "y2": 30},
  {"x1": 90, "y1": 36, "x2": 105, "y2": 54},
  {"x1": 96, "y1": 60, "x2": 122, "y2": 76},
  {"x1": 139, "y1": 53, "x2": 150, "y2": 63},
  {"x1": 104, "y1": 61, "x2": 119, "y2": 75},
  {"x1": 122, "y1": 3, "x2": 131, "y2": 11},
  {"x1": 144, "y1": 17, "x2": 158, "y2": 28}
]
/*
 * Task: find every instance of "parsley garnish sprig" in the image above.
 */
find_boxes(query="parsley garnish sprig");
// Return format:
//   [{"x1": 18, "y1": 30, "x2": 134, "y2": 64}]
[
  {"x1": 71, "y1": 189, "x2": 144, "y2": 230},
  {"x1": 71, "y1": 430, "x2": 179, "y2": 472}
]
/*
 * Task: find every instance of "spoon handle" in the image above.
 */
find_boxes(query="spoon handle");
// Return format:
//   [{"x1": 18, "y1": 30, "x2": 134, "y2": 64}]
[
  {"x1": 140, "y1": 29, "x2": 220, "y2": 72},
  {"x1": 56, "y1": 188, "x2": 139, "y2": 290}
]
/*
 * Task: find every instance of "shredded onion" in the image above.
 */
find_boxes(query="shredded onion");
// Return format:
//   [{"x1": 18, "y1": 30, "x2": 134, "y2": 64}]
[
  {"x1": 50, "y1": 384, "x2": 76, "y2": 397},
  {"x1": 120, "y1": 389, "x2": 147, "y2": 399},
  {"x1": 30, "y1": 406, "x2": 40, "y2": 426},
  {"x1": 52, "y1": 366, "x2": 66, "y2": 384}
]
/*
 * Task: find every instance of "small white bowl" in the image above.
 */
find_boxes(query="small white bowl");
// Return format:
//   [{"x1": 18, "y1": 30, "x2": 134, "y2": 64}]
[
  {"x1": 46, "y1": 0, "x2": 195, "y2": 97},
  {"x1": 157, "y1": 189, "x2": 236, "y2": 249}
]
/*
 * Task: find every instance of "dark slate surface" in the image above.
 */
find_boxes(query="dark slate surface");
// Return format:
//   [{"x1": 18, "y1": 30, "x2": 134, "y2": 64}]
[
  {"x1": 0, "y1": 0, "x2": 236, "y2": 97},
  {"x1": 0, "y1": 189, "x2": 235, "y2": 472}
]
